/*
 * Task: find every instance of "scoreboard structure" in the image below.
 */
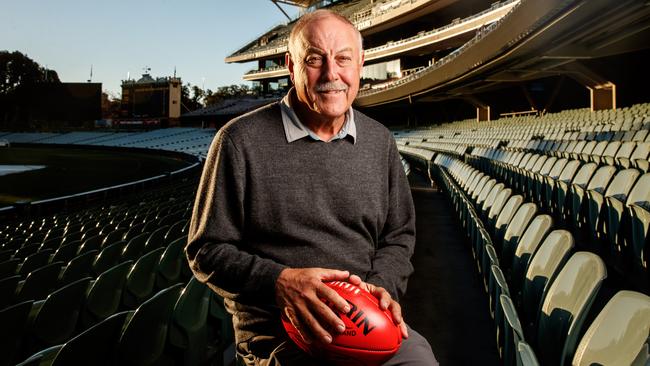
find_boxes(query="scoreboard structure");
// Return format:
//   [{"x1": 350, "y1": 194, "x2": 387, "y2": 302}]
[{"x1": 120, "y1": 73, "x2": 181, "y2": 127}]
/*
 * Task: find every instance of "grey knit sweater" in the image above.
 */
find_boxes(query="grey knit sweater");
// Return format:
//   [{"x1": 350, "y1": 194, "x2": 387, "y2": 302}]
[{"x1": 186, "y1": 101, "x2": 415, "y2": 345}]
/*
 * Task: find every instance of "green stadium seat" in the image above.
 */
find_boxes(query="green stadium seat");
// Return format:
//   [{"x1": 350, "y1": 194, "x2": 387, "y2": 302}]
[
  {"x1": 26, "y1": 277, "x2": 92, "y2": 354},
  {"x1": 169, "y1": 277, "x2": 211, "y2": 365},
  {"x1": 164, "y1": 219, "x2": 188, "y2": 243},
  {"x1": 51, "y1": 311, "x2": 132, "y2": 366},
  {"x1": 521, "y1": 230, "x2": 573, "y2": 342},
  {"x1": 81, "y1": 261, "x2": 133, "y2": 330},
  {"x1": 156, "y1": 237, "x2": 186, "y2": 289},
  {"x1": 517, "y1": 341, "x2": 540, "y2": 366},
  {"x1": 116, "y1": 284, "x2": 183, "y2": 365},
  {"x1": 142, "y1": 225, "x2": 170, "y2": 254},
  {"x1": 14, "y1": 243, "x2": 41, "y2": 261},
  {"x1": 79, "y1": 227, "x2": 100, "y2": 243},
  {"x1": 509, "y1": 215, "x2": 553, "y2": 306},
  {"x1": 0, "y1": 258, "x2": 21, "y2": 279},
  {"x1": 39, "y1": 236, "x2": 63, "y2": 251},
  {"x1": 0, "y1": 301, "x2": 34, "y2": 366},
  {"x1": 500, "y1": 203, "x2": 538, "y2": 270},
  {"x1": 92, "y1": 240, "x2": 127, "y2": 276},
  {"x1": 0, "y1": 275, "x2": 20, "y2": 309},
  {"x1": 584, "y1": 165, "x2": 618, "y2": 242},
  {"x1": 572, "y1": 290, "x2": 650, "y2": 366},
  {"x1": 0, "y1": 249, "x2": 13, "y2": 263},
  {"x1": 123, "y1": 247, "x2": 165, "y2": 308},
  {"x1": 550, "y1": 159, "x2": 581, "y2": 217},
  {"x1": 18, "y1": 250, "x2": 54, "y2": 277},
  {"x1": 76, "y1": 234, "x2": 102, "y2": 255},
  {"x1": 493, "y1": 195, "x2": 524, "y2": 246},
  {"x1": 500, "y1": 294, "x2": 524, "y2": 366},
  {"x1": 536, "y1": 252, "x2": 606, "y2": 366},
  {"x1": 15, "y1": 344, "x2": 63, "y2": 366},
  {"x1": 15, "y1": 262, "x2": 64, "y2": 303},
  {"x1": 626, "y1": 172, "x2": 650, "y2": 271},
  {"x1": 58, "y1": 250, "x2": 98, "y2": 286},
  {"x1": 50, "y1": 241, "x2": 80, "y2": 264},
  {"x1": 101, "y1": 228, "x2": 126, "y2": 248},
  {"x1": 122, "y1": 222, "x2": 145, "y2": 241},
  {"x1": 564, "y1": 162, "x2": 597, "y2": 225},
  {"x1": 601, "y1": 168, "x2": 640, "y2": 249},
  {"x1": 480, "y1": 183, "x2": 505, "y2": 222},
  {"x1": 120, "y1": 232, "x2": 149, "y2": 262},
  {"x1": 60, "y1": 231, "x2": 82, "y2": 247}
]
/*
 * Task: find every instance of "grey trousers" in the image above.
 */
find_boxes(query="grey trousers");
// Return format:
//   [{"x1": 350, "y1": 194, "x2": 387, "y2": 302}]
[{"x1": 237, "y1": 325, "x2": 438, "y2": 366}]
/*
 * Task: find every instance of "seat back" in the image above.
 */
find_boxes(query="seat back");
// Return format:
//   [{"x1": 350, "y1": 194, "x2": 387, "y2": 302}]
[
  {"x1": 494, "y1": 195, "x2": 524, "y2": 243},
  {"x1": 511, "y1": 214, "x2": 553, "y2": 302},
  {"x1": 501, "y1": 203, "x2": 538, "y2": 269},
  {"x1": 572, "y1": 290, "x2": 650, "y2": 366},
  {"x1": 537, "y1": 252, "x2": 606, "y2": 366},
  {"x1": 522, "y1": 230, "x2": 574, "y2": 340}
]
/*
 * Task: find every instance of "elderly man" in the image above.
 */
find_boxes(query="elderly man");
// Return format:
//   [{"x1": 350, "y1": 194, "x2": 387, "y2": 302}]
[{"x1": 187, "y1": 9, "x2": 437, "y2": 366}]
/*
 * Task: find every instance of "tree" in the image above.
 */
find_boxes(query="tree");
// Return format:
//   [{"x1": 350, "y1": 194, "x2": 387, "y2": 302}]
[
  {"x1": 0, "y1": 50, "x2": 59, "y2": 96},
  {"x1": 0, "y1": 50, "x2": 60, "y2": 129},
  {"x1": 101, "y1": 91, "x2": 121, "y2": 119},
  {"x1": 180, "y1": 83, "x2": 203, "y2": 112}
]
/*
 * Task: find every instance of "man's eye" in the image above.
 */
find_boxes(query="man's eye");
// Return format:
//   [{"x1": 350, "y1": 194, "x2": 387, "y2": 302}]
[{"x1": 305, "y1": 57, "x2": 322, "y2": 66}]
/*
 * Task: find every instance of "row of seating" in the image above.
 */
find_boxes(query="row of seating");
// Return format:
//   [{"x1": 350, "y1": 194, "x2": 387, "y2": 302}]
[
  {"x1": 431, "y1": 152, "x2": 649, "y2": 366},
  {"x1": 0, "y1": 176, "x2": 236, "y2": 365}
]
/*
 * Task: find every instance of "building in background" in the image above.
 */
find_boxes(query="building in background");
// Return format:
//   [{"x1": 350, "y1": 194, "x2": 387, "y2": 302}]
[{"x1": 119, "y1": 72, "x2": 181, "y2": 128}]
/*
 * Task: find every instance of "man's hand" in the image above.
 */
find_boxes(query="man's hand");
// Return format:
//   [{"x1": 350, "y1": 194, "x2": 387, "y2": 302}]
[
  {"x1": 275, "y1": 268, "x2": 351, "y2": 345},
  {"x1": 348, "y1": 274, "x2": 409, "y2": 339}
]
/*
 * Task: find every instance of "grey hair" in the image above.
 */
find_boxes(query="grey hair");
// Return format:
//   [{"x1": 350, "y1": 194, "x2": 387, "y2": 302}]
[{"x1": 288, "y1": 9, "x2": 363, "y2": 63}]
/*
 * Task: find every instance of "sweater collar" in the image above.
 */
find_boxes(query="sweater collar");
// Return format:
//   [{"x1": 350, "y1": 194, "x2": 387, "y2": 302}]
[{"x1": 280, "y1": 89, "x2": 356, "y2": 144}]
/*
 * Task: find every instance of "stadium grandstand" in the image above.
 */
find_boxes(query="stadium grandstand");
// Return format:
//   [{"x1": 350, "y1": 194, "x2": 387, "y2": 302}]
[{"x1": 1, "y1": 0, "x2": 650, "y2": 365}]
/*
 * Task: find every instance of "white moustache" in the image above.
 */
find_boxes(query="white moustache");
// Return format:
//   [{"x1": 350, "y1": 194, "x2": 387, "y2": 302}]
[{"x1": 316, "y1": 82, "x2": 348, "y2": 92}]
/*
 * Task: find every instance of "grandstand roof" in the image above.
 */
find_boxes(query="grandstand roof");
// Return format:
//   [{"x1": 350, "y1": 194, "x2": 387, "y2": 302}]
[{"x1": 271, "y1": 0, "x2": 319, "y2": 8}]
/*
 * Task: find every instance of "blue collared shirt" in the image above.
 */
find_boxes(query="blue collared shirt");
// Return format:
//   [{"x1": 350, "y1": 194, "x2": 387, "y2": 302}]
[{"x1": 280, "y1": 90, "x2": 357, "y2": 144}]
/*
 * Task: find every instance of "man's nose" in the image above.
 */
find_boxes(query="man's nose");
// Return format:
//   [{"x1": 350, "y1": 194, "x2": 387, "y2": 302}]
[{"x1": 321, "y1": 58, "x2": 339, "y2": 81}]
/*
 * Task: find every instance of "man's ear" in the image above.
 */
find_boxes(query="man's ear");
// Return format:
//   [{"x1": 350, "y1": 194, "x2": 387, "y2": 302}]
[
  {"x1": 286, "y1": 52, "x2": 295, "y2": 84},
  {"x1": 359, "y1": 50, "x2": 365, "y2": 68}
]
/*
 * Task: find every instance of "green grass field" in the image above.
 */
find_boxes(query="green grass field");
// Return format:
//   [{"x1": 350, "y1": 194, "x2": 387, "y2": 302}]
[{"x1": 0, "y1": 146, "x2": 192, "y2": 208}]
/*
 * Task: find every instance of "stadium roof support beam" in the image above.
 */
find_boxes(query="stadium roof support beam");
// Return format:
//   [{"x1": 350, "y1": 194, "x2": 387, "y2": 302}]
[
  {"x1": 271, "y1": 1, "x2": 293, "y2": 21},
  {"x1": 462, "y1": 96, "x2": 491, "y2": 122},
  {"x1": 562, "y1": 62, "x2": 616, "y2": 111}
]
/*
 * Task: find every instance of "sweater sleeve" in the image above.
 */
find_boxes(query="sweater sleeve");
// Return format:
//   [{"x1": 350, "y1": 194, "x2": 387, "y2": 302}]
[
  {"x1": 366, "y1": 137, "x2": 416, "y2": 301},
  {"x1": 185, "y1": 129, "x2": 287, "y2": 304}
]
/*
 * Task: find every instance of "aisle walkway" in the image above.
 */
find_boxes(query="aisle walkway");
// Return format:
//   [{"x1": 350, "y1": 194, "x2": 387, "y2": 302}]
[{"x1": 401, "y1": 170, "x2": 500, "y2": 365}]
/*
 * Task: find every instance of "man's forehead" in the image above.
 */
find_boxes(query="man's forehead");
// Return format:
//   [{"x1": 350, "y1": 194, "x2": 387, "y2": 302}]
[{"x1": 297, "y1": 17, "x2": 358, "y2": 51}]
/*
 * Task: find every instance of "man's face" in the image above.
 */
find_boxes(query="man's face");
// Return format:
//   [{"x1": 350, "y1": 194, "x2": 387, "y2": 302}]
[{"x1": 288, "y1": 16, "x2": 364, "y2": 122}]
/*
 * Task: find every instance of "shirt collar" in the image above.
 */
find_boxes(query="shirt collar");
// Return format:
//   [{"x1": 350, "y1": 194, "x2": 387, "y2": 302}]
[{"x1": 280, "y1": 89, "x2": 356, "y2": 144}]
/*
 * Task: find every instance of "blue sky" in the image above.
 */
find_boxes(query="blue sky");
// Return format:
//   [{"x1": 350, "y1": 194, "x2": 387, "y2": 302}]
[{"x1": 0, "y1": 0, "x2": 299, "y2": 96}]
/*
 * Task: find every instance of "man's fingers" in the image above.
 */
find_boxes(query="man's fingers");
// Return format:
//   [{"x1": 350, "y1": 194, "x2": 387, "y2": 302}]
[
  {"x1": 399, "y1": 321, "x2": 409, "y2": 339},
  {"x1": 389, "y1": 300, "x2": 403, "y2": 324},
  {"x1": 319, "y1": 269, "x2": 350, "y2": 282},
  {"x1": 317, "y1": 283, "x2": 351, "y2": 316},
  {"x1": 298, "y1": 301, "x2": 334, "y2": 344},
  {"x1": 309, "y1": 291, "x2": 346, "y2": 333}
]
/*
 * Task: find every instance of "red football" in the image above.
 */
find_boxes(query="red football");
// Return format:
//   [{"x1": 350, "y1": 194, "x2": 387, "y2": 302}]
[{"x1": 281, "y1": 280, "x2": 402, "y2": 366}]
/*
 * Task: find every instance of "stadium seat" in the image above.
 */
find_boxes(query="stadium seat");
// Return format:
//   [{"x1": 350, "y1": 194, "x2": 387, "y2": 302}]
[
  {"x1": 156, "y1": 237, "x2": 186, "y2": 289},
  {"x1": 500, "y1": 294, "x2": 525, "y2": 366},
  {"x1": 0, "y1": 275, "x2": 21, "y2": 309},
  {"x1": 536, "y1": 252, "x2": 606, "y2": 366},
  {"x1": 500, "y1": 203, "x2": 538, "y2": 270},
  {"x1": 584, "y1": 165, "x2": 618, "y2": 242},
  {"x1": 101, "y1": 228, "x2": 126, "y2": 248},
  {"x1": 572, "y1": 290, "x2": 650, "y2": 366},
  {"x1": 123, "y1": 247, "x2": 165, "y2": 308},
  {"x1": 92, "y1": 240, "x2": 127, "y2": 275},
  {"x1": 164, "y1": 219, "x2": 188, "y2": 243},
  {"x1": 626, "y1": 172, "x2": 650, "y2": 270},
  {"x1": 15, "y1": 344, "x2": 63, "y2": 366},
  {"x1": 0, "y1": 258, "x2": 21, "y2": 279},
  {"x1": 563, "y1": 162, "x2": 597, "y2": 224},
  {"x1": 58, "y1": 250, "x2": 98, "y2": 286},
  {"x1": 51, "y1": 311, "x2": 133, "y2": 366},
  {"x1": 601, "y1": 168, "x2": 641, "y2": 254},
  {"x1": 143, "y1": 225, "x2": 170, "y2": 254},
  {"x1": 51, "y1": 240, "x2": 81, "y2": 263},
  {"x1": 116, "y1": 284, "x2": 184, "y2": 365},
  {"x1": 169, "y1": 277, "x2": 211, "y2": 365},
  {"x1": 18, "y1": 250, "x2": 54, "y2": 277},
  {"x1": 509, "y1": 214, "x2": 553, "y2": 304},
  {"x1": 120, "y1": 232, "x2": 149, "y2": 262},
  {"x1": 521, "y1": 230, "x2": 574, "y2": 341},
  {"x1": 26, "y1": 277, "x2": 92, "y2": 354},
  {"x1": 81, "y1": 261, "x2": 133, "y2": 330},
  {"x1": 13, "y1": 243, "x2": 41, "y2": 261},
  {"x1": 493, "y1": 195, "x2": 524, "y2": 247},
  {"x1": 15, "y1": 262, "x2": 64, "y2": 303},
  {"x1": 40, "y1": 236, "x2": 63, "y2": 251},
  {"x1": 518, "y1": 341, "x2": 540, "y2": 366},
  {"x1": 76, "y1": 234, "x2": 102, "y2": 255},
  {"x1": 0, "y1": 301, "x2": 34, "y2": 366},
  {"x1": 550, "y1": 159, "x2": 581, "y2": 217}
]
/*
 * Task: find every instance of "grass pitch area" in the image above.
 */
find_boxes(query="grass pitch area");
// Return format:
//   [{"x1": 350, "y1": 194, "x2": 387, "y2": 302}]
[{"x1": 0, "y1": 146, "x2": 192, "y2": 208}]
